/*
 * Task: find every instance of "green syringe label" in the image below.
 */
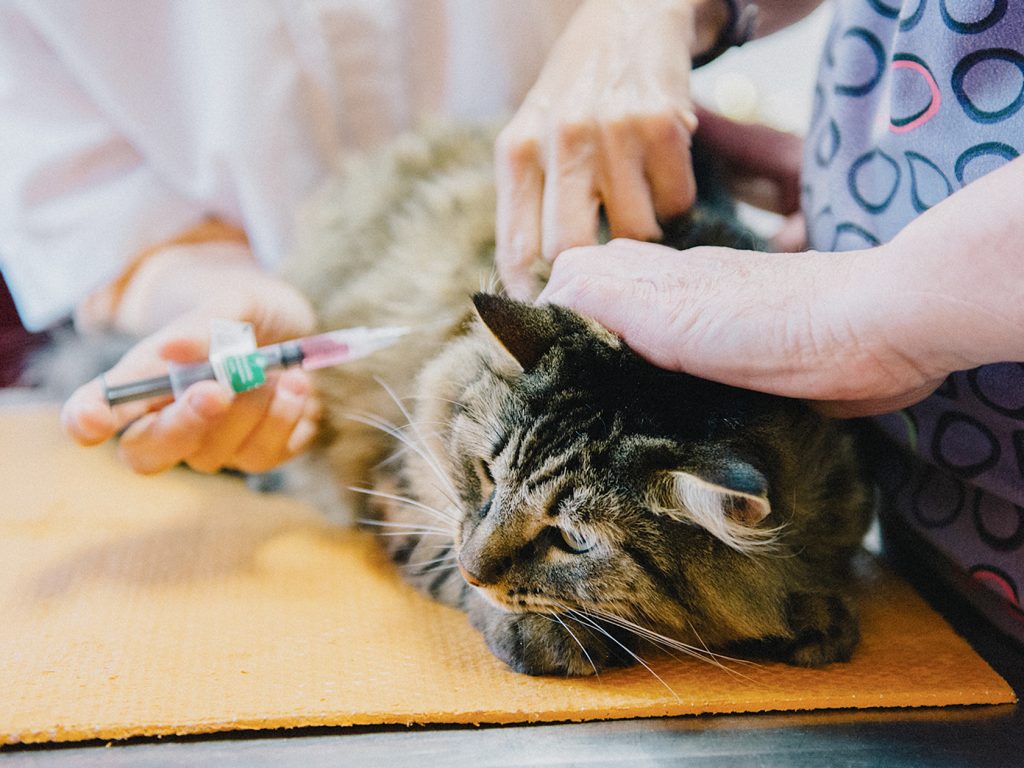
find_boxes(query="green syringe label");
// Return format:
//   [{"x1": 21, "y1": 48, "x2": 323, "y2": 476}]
[{"x1": 222, "y1": 353, "x2": 267, "y2": 393}]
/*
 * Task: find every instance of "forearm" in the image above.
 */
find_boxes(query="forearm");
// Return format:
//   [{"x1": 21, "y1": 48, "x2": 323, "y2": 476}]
[{"x1": 853, "y1": 155, "x2": 1024, "y2": 377}]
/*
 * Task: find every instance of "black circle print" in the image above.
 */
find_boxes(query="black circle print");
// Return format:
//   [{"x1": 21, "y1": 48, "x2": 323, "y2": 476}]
[
  {"x1": 955, "y1": 142, "x2": 1019, "y2": 185},
  {"x1": 900, "y1": 0, "x2": 928, "y2": 31},
  {"x1": 911, "y1": 465, "x2": 966, "y2": 528},
  {"x1": 848, "y1": 149, "x2": 901, "y2": 213},
  {"x1": 906, "y1": 152, "x2": 953, "y2": 212},
  {"x1": 941, "y1": 0, "x2": 1008, "y2": 34},
  {"x1": 830, "y1": 222, "x2": 880, "y2": 250},
  {"x1": 834, "y1": 28, "x2": 885, "y2": 97},
  {"x1": 972, "y1": 493, "x2": 1024, "y2": 552},
  {"x1": 815, "y1": 119, "x2": 841, "y2": 166},
  {"x1": 952, "y1": 48, "x2": 1024, "y2": 124},
  {"x1": 868, "y1": 0, "x2": 900, "y2": 18},
  {"x1": 968, "y1": 366, "x2": 1024, "y2": 419},
  {"x1": 931, "y1": 411, "x2": 1001, "y2": 478}
]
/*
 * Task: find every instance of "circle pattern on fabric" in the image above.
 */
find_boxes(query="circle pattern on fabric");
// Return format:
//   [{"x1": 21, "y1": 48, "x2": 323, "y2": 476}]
[
  {"x1": 834, "y1": 28, "x2": 886, "y2": 97},
  {"x1": 952, "y1": 48, "x2": 1024, "y2": 124},
  {"x1": 911, "y1": 465, "x2": 965, "y2": 527},
  {"x1": 905, "y1": 152, "x2": 953, "y2": 211},
  {"x1": 831, "y1": 222, "x2": 880, "y2": 250},
  {"x1": 868, "y1": 0, "x2": 900, "y2": 18},
  {"x1": 941, "y1": 0, "x2": 1007, "y2": 34},
  {"x1": 891, "y1": 55, "x2": 942, "y2": 132},
  {"x1": 968, "y1": 366, "x2": 1024, "y2": 418},
  {"x1": 848, "y1": 149, "x2": 901, "y2": 213},
  {"x1": 969, "y1": 565, "x2": 1020, "y2": 608},
  {"x1": 931, "y1": 411, "x2": 1001, "y2": 478},
  {"x1": 972, "y1": 493, "x2": 1024, "y2": 551},
  {"x1": 955, "y1": 141, "x2": 1019, "y2": 184},
  {"x1": 899, "y1": 0, "x2": 928, "y2": 31},
  {"x1": 1012, "y1": 430, "x2": 1024, "y2": 480},
  {"x1": 815, "y1": 120, "x2": 841, "y2": 166}
]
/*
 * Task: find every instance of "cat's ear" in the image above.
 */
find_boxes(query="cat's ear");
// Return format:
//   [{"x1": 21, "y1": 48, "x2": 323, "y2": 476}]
[
  {"x1": 649, "y1": 461, "x2": 775, "y2": 553},
  {"x1": 472, "y1": 293, "x2": 561, "y2": 370}
]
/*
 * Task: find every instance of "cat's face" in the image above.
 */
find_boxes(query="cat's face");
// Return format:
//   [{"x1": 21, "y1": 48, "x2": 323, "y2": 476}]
[{"x1": 422, "y1": 295, "x2": 785, "y2": 643}]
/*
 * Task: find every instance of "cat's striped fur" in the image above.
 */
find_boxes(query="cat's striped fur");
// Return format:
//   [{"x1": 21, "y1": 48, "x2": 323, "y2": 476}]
[{"x1": 287, "y1": 124, "x2": 872, "y2": 675}]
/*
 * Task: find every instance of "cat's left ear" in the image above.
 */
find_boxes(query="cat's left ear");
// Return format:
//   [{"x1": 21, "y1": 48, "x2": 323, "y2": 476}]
[
  {"x1": 472, "y1": 293, "x2": 561, "y2": 370},
  {"x1": 649, "y1": 460, "x2": 775, "y2": 552}
]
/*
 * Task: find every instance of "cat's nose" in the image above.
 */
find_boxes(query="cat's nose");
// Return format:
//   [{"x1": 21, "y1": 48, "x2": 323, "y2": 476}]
[{"x1": 458, "y1": 563, "x2": 483, "y2": 587}]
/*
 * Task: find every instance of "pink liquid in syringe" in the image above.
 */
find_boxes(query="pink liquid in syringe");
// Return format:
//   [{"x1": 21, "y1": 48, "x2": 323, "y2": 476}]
[{"x1": 299, "y1": 333, "x2": 352, "y2": 370}]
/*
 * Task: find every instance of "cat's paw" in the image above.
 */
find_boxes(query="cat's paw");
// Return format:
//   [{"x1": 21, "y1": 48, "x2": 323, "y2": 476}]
[
  {"x1": 782, "y1": 592, "x2": 860, "y2": 667},
  {"x1": 477, "y1": 611, "x2": 631, "y2": 676}
]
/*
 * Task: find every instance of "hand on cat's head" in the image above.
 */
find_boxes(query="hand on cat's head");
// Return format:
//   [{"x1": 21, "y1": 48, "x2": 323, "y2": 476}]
[{"x1": 536, "y1": 238, "x2": 948, "y2": 418}]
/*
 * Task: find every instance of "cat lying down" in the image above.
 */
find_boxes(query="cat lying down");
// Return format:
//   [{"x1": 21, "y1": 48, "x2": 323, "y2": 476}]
[{"x1": 286, "y1": 124, "x2": 873, "y2": 675}]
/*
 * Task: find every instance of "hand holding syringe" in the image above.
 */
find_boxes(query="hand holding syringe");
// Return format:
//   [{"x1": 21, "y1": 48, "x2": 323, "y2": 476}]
[
  {"x1": 64, "y1": 318, "x2": 409, "y2": 476},
  {"x1": 103, "y1": 324, "x2": 410, "y2": 406}
]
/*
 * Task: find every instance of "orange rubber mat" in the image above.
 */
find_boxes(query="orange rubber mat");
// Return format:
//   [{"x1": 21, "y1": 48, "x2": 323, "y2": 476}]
[{"x1": 0, "y1": 404, "x2": 1014, "y2": 745}]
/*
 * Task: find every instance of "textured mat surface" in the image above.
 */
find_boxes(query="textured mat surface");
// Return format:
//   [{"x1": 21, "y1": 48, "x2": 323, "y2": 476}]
[{"x1": 0, "y1": 404, "x2": 1014, "y2": 745}]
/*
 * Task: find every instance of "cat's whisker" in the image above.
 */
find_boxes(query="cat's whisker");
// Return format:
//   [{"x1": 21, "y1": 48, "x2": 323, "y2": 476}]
[
  {"x1": 402, "y1": 394, "x2": 463, "y2": 407},
  {"x1": 550, "y1": 613, "x2": 600, "y2": 677},
  {"x1": 373, "y1": 377, "x2": 461, "y2": 500},
  {"x1": 357, "y1": 518, "x2": 453, "y2": 537},
  {"x1": 584, "y1": 607, "x2": 759, "y2": 682},
  {"x1": 344, "y1": 408, "x2": 458, "y2": 502},
  {"x1": 349, "y1": 485, "x2": 459, "y2": 525},
  {"x1": 684, "y1": 618, "x2": 762, "y2": 670},
  {"x1": 562, "y1": 609, "x2": 681, "y2": 702}
]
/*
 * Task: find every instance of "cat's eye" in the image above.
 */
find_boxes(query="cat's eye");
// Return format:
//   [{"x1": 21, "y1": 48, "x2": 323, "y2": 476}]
[
  {"x1": 473, "y1": 457, "x2": 495, "y2": 491},
  {"x1": 558, "y1": 526, "x2": 596, "y2": 554}
]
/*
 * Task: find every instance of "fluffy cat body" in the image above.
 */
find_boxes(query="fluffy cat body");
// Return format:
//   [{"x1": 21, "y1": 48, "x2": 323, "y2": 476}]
[{"x1": 287, "y1": 124, "x2": 872, "y2": 675}]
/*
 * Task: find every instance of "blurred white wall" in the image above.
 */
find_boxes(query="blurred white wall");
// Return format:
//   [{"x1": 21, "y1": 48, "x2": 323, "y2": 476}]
[{"x1": 691, "y1": 3, "x2": 834, "y2": 135}]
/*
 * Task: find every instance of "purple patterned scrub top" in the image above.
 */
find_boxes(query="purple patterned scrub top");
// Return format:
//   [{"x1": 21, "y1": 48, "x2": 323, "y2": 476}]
[{"x1": 800, "y1": 1, "x2": 1024, "y2": 632}]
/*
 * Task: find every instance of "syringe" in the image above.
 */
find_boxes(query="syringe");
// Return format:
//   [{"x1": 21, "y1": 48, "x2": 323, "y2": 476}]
[{"x1": 103, "y1": 325, "x2": 410, "y2": 406}]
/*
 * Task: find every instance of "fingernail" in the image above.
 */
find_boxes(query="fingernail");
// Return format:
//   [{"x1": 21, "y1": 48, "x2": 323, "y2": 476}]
[
  {"x1": 286, "y1": 419, "x2": 318, "y2": 455},
  {"x1": 64, "y1": 401, "x2": 112, "y2": 443}
]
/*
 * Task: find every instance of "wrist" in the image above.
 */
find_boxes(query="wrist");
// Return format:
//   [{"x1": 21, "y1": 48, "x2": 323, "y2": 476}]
[
  {"x1": 75, "y1": 218, "x2": 250, "y2": 336},
  {"x1": 839, "y1": 244, "x2": 967, "y2": 394}
]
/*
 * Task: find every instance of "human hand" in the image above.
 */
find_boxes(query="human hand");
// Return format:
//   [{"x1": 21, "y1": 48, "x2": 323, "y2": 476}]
[
  {"x1": 537, "y1": 239, "x2": 953, "y2": 417},
  {"x1": 62, "y1": 249, "x2": 322, "y2": 474},
  {"x1": 495, "y1": 0, "x2": 723, "y2": 299},
  {"x1": 692, "y1": 106, "x2": 807, "y2": 251}
]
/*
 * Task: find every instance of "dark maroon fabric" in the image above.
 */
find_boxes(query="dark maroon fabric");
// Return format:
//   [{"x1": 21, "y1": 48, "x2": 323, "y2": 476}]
[{"x1": 0, "y1": 272, "x2": 48, "y2": 387}]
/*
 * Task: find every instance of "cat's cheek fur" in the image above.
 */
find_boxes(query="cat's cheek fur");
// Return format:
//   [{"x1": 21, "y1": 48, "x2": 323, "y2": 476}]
[{"x1": 464, "y1": 592, "x2": 632, "y2": 676}]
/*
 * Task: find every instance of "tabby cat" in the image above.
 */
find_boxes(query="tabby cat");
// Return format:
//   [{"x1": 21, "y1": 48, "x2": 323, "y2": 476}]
[{"x1": 286, "y1": 124, "x2": 872, "y2": 675}]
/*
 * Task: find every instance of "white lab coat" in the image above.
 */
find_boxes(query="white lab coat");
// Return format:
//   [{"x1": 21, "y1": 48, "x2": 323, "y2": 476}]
[{"x1": 0, "y1": 0, "x2": 576, "y2": 330}]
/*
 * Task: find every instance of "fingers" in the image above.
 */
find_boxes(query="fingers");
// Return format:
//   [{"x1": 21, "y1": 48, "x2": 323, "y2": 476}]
[
  {"x1": 61, "y1": 336, "x2": 187, "y2": 446},
  {"x1": 495, "y1": 126, "x2": 546, "y2": 301},
  {"x1": 496, "y1": 115, "x2": 698, "y2": 299},
  {"x1": 117, "y1": 381, "x2": 232, "y2": 474},
  {"x1": 540, "y1": 124, "x2": 601, "y2": 263},
  {"x1": 115, "y1": 370, "x2": 320, "y2": 476},
  {"x1": 61, "y1": 377, "x2": 121, "y2": 446},
  {"x1": 232, "y1": 371, "x2": 322, "y2": 473},
  {"x1": 694, "y1": 105, "x2": 804, "y2": 216},
  {"x1": 641, "y1": 112, "x2": 698, "y2": 222},
  {"x1": 599, "y1": 124, "x2": 661, "y2": 243}
]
